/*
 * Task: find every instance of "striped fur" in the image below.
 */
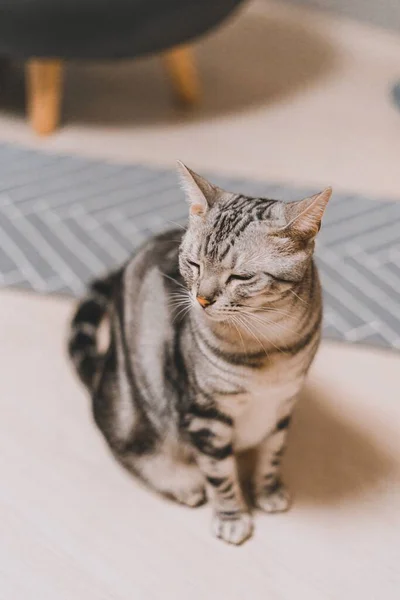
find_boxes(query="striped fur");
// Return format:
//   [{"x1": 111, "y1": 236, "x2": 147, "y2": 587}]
[
  {"x1": 68, "y1": 166, "x2": 331, "y2": 545},
  {"x1": 68, "y1": 273, "x2": 119, "y2": 387}
]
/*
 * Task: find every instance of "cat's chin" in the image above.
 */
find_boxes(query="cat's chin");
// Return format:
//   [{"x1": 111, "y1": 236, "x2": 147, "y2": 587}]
[
  {"x1": 204, "y1": 312, "x2": 239, "y2": 325},
  {"x1": 202, "y1": 312, "x2": 226, "y2": 323},
  {"x1": 196, "y1": 309, "x2": 230, "y2": 323}
]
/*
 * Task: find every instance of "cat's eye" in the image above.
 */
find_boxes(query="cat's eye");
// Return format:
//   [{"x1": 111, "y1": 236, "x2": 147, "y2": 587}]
[
  {"x1": 227, "y1": 273, "x2": 255, "y2": 284},
  {"x1": 265, "y1": 273, "x2": 294, "y2": 285},
  {"x1": 188, "y1": 260, "x2": 200, "y2": 270}
]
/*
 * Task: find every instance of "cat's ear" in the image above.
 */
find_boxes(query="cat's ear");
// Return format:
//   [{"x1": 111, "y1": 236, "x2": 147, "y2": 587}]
[
  {"x1": 282, "y1": 187, "x2": 332, "y2": 239},
  {"x1": 177, "y1": 161, "x2": 221, "y2": 216}
]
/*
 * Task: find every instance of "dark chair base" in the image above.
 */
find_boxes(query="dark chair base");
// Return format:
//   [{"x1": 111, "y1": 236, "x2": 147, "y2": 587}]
[
  {"x1": 26, "y1": 45, "x2": 199, "y2": 135},
  {"x1": 0, "y1": 0, "x2": 245, "y2": 134}
]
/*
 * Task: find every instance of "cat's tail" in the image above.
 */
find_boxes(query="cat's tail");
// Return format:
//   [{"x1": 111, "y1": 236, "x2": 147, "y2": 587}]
[{"x1": 68, "y1": 273, "x2": 117, "y2": 389}]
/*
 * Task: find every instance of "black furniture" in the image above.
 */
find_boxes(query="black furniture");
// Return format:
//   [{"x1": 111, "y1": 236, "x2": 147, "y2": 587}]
[{"x1": 0, "y1": 0, "x2": 245, "y2": 134}]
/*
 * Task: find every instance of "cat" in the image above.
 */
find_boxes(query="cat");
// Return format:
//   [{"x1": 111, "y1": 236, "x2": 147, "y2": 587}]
[{"x1": 68, "y1": 162, "x2": 331, "y2": 545}]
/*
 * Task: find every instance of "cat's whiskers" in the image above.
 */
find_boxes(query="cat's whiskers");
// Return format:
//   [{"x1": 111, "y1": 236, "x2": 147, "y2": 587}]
[
  {"x1": 169, "y1": 289, "x2": 189, "y2": 295},
  {"x1": 218, "y1": 305, "x2": 293, "y2": 322},
  {"x1": 228, "y1": 314, "x2": 247, "y2": 357},
  {"x1": 169, "y1": 294, "x2": 192, "y2": 307},
  {"x1": 237, "y1": 312, "x2": 285, "y2": 355},
  {"x1": 290, "y1": 289, "x2": 308, "y2": 305},
  {"x1": 231, "y1": 306, "x2": 293, "y2": 319},
  {"x1": 168, "y1": 289, "x2": 192, "y2": 321},
  {"x1": 169, "y1": 301, "x2": 191, "y2": 313},
  {"x1": 172, "y1": 304, "x2": 192, "y2": 324},
  {"x1": 168, "y1": 292, "x2": 190, "y2": 304},
  {"x1": 239, "y1": 309, "x2": 297, "y2": 336},
  {"x1": 234, "y1": 313, "x2": 271, "y2": 357},
  {"x1": 161, "y1": 272, "x2": 188, "y2": 291},
  {"x1": 251, "y1": 307, "x2": 293, "y2": 317},
  {"x1": 165, "y1": 219, "x2": 187, "y2": 231}
]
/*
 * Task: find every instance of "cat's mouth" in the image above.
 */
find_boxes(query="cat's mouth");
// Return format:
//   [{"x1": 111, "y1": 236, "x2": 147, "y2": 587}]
[
  {"x1": 203, "y1": 311, "x2": 229, "y2": 323},
  {"x1": 193, "y1": 301, "x2": 229, "y2": 322},
  {"x1": 199, "y1": 306, "x2": 248, "y2": 324},
  {"x1": 200, "y1": 303, "x2": 284, "y2": 324}
]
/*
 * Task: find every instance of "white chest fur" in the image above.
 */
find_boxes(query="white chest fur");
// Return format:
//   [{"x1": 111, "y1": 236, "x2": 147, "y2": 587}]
[
  {"x1": 219, "y1": 372, "x2": 304, "y2": 452},
  {"x1": 193, "y1": 322, "x2": 310, "y2": 452}
]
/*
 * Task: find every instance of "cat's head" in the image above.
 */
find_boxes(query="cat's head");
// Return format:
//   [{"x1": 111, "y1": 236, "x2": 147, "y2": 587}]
[{"x1": 177, "y1": 162, "x2": 331, "y2": 319}]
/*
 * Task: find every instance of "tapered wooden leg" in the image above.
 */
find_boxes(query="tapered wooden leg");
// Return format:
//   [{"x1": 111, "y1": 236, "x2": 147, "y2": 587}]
[
  {"x1": 162, "y1": 45, "x2": 200, "y2": 106},
  {"x1": 26, "y1": 59, "x2": 63, "y2": 135}
]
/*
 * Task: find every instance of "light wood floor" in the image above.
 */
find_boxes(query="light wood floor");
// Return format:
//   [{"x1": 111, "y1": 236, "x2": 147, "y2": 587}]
[{"x1": 1, "y1": 290, "x2": 399, "y2": 599}]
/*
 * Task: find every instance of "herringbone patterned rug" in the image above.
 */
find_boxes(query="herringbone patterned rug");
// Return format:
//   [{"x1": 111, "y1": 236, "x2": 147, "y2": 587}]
[{"x1": 1, "y1": 143, "x2": 399, "y2": 350}]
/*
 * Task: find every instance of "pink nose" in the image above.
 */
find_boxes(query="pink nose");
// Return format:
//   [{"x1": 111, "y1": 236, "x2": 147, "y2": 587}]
[{"x1": 196, "y1": 295, "x2": 211, "y2": 308}]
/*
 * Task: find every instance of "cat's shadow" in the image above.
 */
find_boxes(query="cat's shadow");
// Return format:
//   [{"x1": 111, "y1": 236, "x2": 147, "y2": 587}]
[{"x1": 279, "y1": 384, "x2": 395, "y2": 507}]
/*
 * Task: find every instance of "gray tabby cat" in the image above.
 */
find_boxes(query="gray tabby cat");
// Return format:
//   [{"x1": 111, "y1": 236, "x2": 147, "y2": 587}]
[{"x1": 69, "y1": 163, "x2": 331, "y2": 545}]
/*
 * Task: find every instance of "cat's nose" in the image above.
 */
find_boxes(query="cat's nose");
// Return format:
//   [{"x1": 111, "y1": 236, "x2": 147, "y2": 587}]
[{"x1": 196, "y1": 295, "x2": 214, "y2": 308}]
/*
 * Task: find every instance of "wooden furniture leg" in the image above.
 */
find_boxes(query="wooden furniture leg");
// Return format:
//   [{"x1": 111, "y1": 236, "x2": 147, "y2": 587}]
[
  {"x1": 26, "y1": 59, "x2": 63, "y2": 135},
  {"x1": 162, "y1": 45, "x2": 200, "y2": 106}
]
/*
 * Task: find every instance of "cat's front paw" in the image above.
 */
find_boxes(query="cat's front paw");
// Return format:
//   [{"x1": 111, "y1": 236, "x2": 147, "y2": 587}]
[
  {"x1": 212, "y1": 511, "x2": 253, "y2": 545},
  {"x1": 255, "y1": 480, "x2": 291, "y2": 514}
]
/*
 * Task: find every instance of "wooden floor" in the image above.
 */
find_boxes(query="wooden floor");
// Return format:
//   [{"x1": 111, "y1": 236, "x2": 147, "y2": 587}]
[{"x1": 1, "y1": 289, "x2": 399, "y2": 599}]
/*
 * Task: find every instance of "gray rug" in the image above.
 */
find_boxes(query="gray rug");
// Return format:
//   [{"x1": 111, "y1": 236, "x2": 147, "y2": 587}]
[{"x1": 1, "y1": 143, "x2": 400, "y2": 351}]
